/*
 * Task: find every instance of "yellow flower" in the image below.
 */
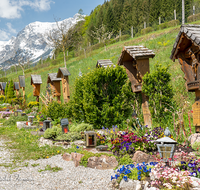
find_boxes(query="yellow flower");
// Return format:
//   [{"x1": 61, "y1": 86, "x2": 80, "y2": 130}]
[
  {"x1": 57, "y1": 151, "x2": 60, "y2": 153},
  {"x1": 46, "y1": 156, "x2": 49, "y2": 159}
]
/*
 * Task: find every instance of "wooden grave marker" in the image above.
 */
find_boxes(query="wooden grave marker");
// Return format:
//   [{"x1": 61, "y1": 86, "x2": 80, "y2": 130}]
[
  {"x1": 31, "y1": 75, "x2": 42, "y2": 102},
  {"x1": 47, "y1": 73, "x2": 61, "y2": 102},
  {"x1": 117, "y1": 46, "x2": 155, "y2": 128},
  {"x1": 57, "y1": 68, "x2": 71, "y2": 103},
  {"x1": 170, "y1": 24, "x2": 200, "y2": 132}
]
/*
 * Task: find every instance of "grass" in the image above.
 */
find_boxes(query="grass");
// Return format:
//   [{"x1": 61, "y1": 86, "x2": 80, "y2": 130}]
[
  {"x1": 0, "y1": 125, "x2": 66, "y2": 163},
  {"x1": 38, "y1": 164, "x2": 62, "y2": 172},
  {"x1": 3, "y1": 21, "x2": 197, "y2": 107}
]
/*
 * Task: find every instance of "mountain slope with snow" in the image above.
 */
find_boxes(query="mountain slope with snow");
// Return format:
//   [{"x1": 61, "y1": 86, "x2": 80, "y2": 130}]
[{"x1": 0, "y1": 13, "x2": 84, "y2": 68}]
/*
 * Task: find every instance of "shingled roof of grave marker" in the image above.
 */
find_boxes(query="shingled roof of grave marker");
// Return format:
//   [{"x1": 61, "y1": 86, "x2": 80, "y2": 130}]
[
  {"x1": 18, "y1": 75, "x2": 25, "y2": 88},
  {"x1": 47, "y1": 73, "x2": 61, "y2": 83},
  {"x1": 57, "y1": 68, "x2": 71, "y2": 78},
  {"x1": 31, "y1": 75, "x2": 42, "y2": 85},
  {"x1": 14, "y1": 82, "x2": 19, "y2": 90},
  {"x1": 117, "y1": 46, "x2": 155, "y2": 65},
  {"x1": 170, "y1": 24, "x2": 200, "y2": 61},
  {"x1": 96, "y1": 60, "x2": 116, "y2": 68}
]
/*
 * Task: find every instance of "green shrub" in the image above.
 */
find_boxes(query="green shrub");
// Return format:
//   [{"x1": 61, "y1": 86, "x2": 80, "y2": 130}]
[
  {"x1": 3, "y1": 115, "x2": 28, "y2": 126},
  {"x1": 24, "y1": 69, "x2": 32, "y2": 74},
  {"x1": 70, "y1": 123, "x2": 93, "y2": 132},
  {"x1": 0, "y1": 95, "x2": 5, "y2": 101},
  {"x1": 167, "y1": 20, "x2": 179, "y2": 27},
  {"x1": 157, "y1": 23, "x2": 167, "y2": 30},
  {"x1": 118, "y1": 154, "x2": 134, "y2": 166},
  {"x1": 192, "y1": 141, "x2": 200, "y2": 151},
  {"x1": 142, "y1": 64, "x2": 175, "y2": 124},
  {"x1": 27, "y1": 101, "x2": 39, "y2": 108},
  {"x1": 0, "y1": 77, "x2": 8, "y2": 82},
  {"x1": 120, "y1": 34, "x2": 130, "y2": 41},
  {"x1": 7, "y1": 79, "x2": 15, "y2": 99},
  {"x1": 68, "y1": 66, "x2": 134, "y2": 128},
  {"x1": 55, "y1": 132, "x2": 82, "y2": 141},
  {"x1": 141, "y1": 27, "x2": 153, "y2": 35},
  {"x1": 188, "y1": 13, "x2": 200, "y2": 23},
  {"x1": 47, "y1": 101, "x2": 68, "y2": 121},
  {"x1": 44, "y1": 126, "x2": 62, "y2": 139}
]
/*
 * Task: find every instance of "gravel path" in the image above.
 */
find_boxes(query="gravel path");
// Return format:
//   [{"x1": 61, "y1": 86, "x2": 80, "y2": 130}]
[{"x1": 0, "y1": 140, "x2": 113, "y2": 190}]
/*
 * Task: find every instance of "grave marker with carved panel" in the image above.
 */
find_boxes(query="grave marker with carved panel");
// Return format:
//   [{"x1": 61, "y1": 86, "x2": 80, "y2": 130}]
[
  {"x1": 117, "y1": 46, "x2": 155, "y2": 128},
  {"x1": 47, "y1": 73, "x2": 61, "y2": 102},
  {"x1": 31, "y1": 75, "x2": 42, "y2": 102},
  {"x1": 19, "y1": 75, "x2": 25, "y2": 100},
  {"x1": 14, "y1": 82, "x2": 19, "y2": 97},
  {"x1": 57, "y1": 68, "x2": 71, "y2": 103},
  {"x1": 170, "y1": 24, "x2": 200, "y2": 132}
]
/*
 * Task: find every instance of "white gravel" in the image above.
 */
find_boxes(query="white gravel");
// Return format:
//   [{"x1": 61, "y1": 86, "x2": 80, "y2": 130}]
[{"x1": 0, "y1": 140, "x2": 114, "y2": 190}]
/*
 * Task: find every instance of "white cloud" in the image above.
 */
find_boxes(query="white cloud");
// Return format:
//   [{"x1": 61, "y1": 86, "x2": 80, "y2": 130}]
[
  {"x1": 0, "y1": 30, "x2": 10, "y2": 40},
  {"x1": 6, "y1": 23, "x2": 17, "y2": 34},
  {"x1": 0, "y1": 0, "x2": 22, "y2": 19},
  {"x1": 0, "y1": 0, "x2": 54, "y2": 19}
]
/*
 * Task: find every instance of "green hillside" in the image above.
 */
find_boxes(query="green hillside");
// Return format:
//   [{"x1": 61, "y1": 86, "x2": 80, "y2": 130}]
[{"x1": 4, "y1": 20, "x2": 200, "y2": 118}]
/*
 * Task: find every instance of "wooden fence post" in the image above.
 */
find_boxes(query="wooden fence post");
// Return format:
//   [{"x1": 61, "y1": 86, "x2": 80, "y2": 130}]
[
  {"x1": 131, "y1": 26, "x2": 133, "y2": 38},
  {"x1": 174, "y1": 10, "x2": 176, "y2": 20},
  {"x1": 144, "y1": 22, "x2": 146, "y2": 29}
]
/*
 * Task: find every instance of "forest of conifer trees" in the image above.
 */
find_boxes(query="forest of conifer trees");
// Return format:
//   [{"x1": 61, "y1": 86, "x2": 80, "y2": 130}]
[{"x1": 61, "y1": 0, "x2": 200, "y2": 53}]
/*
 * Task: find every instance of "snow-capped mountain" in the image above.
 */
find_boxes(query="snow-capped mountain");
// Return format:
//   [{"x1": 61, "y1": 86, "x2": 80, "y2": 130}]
[{"x1": 0, "y1": 13, "x2": 84, "y2": 68}]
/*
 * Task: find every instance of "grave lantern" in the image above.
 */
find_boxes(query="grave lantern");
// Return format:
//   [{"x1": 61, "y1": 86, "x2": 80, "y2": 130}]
[
  {"x1": 84, "y1": 131, "x2": 97, "y2": 148},
  {"x1": 43, "y1": 120, "x2": 51, "y2": 131},
  {"x1": 28, "y1": 116, "x2": 34, "y2": 125},
  {"x1": 155, "y1": 127, "x2": 177, "y2": 162},
  {"x1": 14, "y1": 110, "x2": 22, "y2": 117},
  {"x1": 6, "y1": 109, "x2": 9, "y2": 112},
  {"x1": 60, "y1": 118, "x2": 69, "y2": 133}
]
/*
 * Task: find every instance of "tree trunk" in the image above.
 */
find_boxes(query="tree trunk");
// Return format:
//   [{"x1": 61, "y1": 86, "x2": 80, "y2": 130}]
[{"x1": 63, "y1": 50, "x2": 66, "y2": 68}]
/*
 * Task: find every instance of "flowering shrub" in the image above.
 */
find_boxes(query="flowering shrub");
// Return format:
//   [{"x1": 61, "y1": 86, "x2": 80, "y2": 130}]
[
  {"x1": 180, "y1": 158, "x2": 200, "y2": 178},
  {"x1": 111, "y1": 131, "x2": 148, "y2": 154},
  {"x1": 111, "y1": 162, "x2": 157, "y2": 183},
  {"x1": 109, "y1": 127, "x2": 166, "y2": 155},
  {"x1": 36, "y1": 112, "x2": 47, "y2": 122},
  {"x1": 150, "y1": 162, "x2": 192, "y2": 190}
]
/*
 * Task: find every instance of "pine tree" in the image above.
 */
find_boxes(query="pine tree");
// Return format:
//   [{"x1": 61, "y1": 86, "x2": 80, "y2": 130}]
[
  {"x1": 4, "y1": 82, "x2": 8, "y2": 97},
  {"x1": 7, "y1": 79, "x2": 14, "y2": 99}
]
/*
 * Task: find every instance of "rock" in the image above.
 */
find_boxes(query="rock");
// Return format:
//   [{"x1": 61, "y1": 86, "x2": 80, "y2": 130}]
[
  {"x1": 62, "y1": 153, "x2": 72, "y2": 161},
  {"x1": 71, "y1": 140, "x2": 85, "y2": 146},
  {"x1": 132, "y1": 151, "x2": 155, "y2": 163},
  {"x1": 119, "y1": 179, "x2": 135, "y2": 190},
  {"x1": 135, "y1": 180, "x2": 141, "y2": 190},
  {"x1": 16, "y1": 121, "x2": 26, "y2": 129},
  {"x1": 188, "y1": 133, "x2": 200, "y2": 146},
  {"x1": 31, "y1": 131, "x2": 44, "y2": 136},
  {"x1": 96, "y1": 145, "x2": 108, "y2": 151},
  {"x1": 190, "y1": 177, "x2": 200, "y2": 189},
  {"x1": 71, "y1": 152, "x2": 84, "y2": 167},
  {"x1": 63, "y1": 142, "x2": 70, "y2": 146},
  {"x1": 54, "y1": 142, "x2": 63, "y2": 146},
  {"x1": 39, "y1": 137, "x2": 53, "y2": 147},
  {"x1": 87, "y1": 155, "x2": 118, "y2": 170}
]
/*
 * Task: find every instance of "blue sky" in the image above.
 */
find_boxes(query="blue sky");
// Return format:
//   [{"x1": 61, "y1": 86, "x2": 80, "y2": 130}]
[{"x1": 0, "y1": 0, "x2": 105, "y2": 41}]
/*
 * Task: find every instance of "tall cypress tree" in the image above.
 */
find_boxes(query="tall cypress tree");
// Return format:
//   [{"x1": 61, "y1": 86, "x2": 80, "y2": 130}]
[{"x1": 7, "y1": 79, "x2": 14, "y2": 99}]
